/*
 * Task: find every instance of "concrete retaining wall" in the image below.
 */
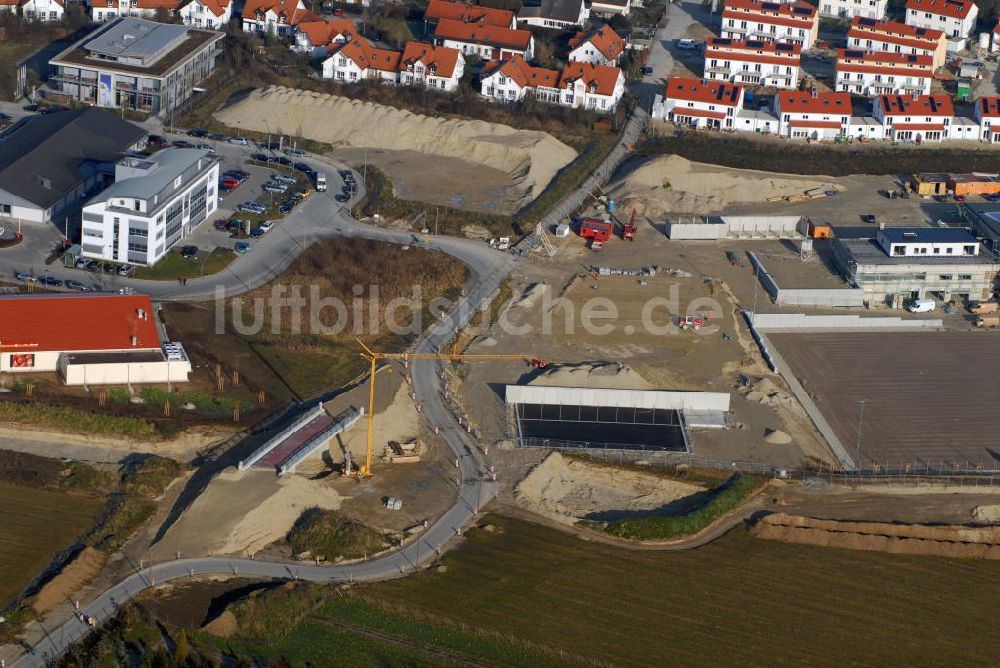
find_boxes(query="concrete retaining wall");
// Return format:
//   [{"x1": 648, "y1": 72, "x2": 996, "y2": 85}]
[
  {"x1": 747, "y1": 251, "x2": 866, "y2": 308},
  {"x1": 666, "y1": 216, "x2": 803, "y2": 240},
  {"x1": 751, "y1": 313, "x2": 943, "y2": 330},
  {"x1": 665, "y1": 220, "x2": 727, "y2": 240}
]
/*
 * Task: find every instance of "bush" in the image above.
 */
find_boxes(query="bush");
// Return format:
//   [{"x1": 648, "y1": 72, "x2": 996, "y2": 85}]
[
  {"x1": 286, "y1": 509, "x2": 389, "y2": 561},
  {"x1": 0, "y1": 401, "x2": 158, "y2": 439},
  {"x1": 602, "y1": 475, "x2": 760, "y2": 541}
]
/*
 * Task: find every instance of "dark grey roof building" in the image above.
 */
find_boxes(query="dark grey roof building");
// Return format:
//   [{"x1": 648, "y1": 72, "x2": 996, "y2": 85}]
[
  {"x1": 0, "y1": 107, "x2": 147, "y2": 225},
  {"x1": 517, "y1": 0, "x2": 589, "y2": 28}
]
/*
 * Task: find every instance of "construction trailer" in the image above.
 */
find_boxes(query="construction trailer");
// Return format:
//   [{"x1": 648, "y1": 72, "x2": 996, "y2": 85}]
[
  {"x1": 910, "y1": 173, "x2": 949, "y2": 196},
  {"x1": 806, "y1": 218, "x2": 831, "y2": 239},
  {"x1": 947, "y1": 174, "x2": 1000, "y2": 197},
  {"x1": 578, "y1": 216, "x2": 614, "y2": 244}
]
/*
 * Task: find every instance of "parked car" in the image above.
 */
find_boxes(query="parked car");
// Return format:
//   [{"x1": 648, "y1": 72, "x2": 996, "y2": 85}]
[
  {"x1": 294, "y1": 162, "x2": 312, "y2": 173},
  {"x1": 86, "y1": 260, "x2": 101, "y2": 272},
  {"x1": 221, "y1": 177, "x2": 240, "y2": 189},
  {"x1": 180, "y1": 245, "x2": 198, "y2": 259},
  {"x1": 172, "y1": 140, "x2": 193, "y2": 148},
  {"x1": 187, "y1": 128, "x2": 208, "y2": 138},
  {"x1": 15, "y1": 272, "x2": 34, "y2": 282},
  {"x1": 258, "y1": 220, "x2": 275, "y2": 233},
  {"x1": 676, "y1": 38, "x2": 698, "y2": 50},
  {"x1": 862, "y1": 214, "x2": 876, "y2": 223},
  {"x1": 315, "y1": 172, "x2": 327, "y2": 191},
  {"x1": 279, "y1": 203, "x2": 293, "y2": 215},
  {"x1": 38, "y1": 275, "x2": 62, "y2": 286},
  {"x1": 117, "y1": 264, "x2": 133, "y2": 276},
  {"x1": 238, "y1": 202, "x2": 266, "y2": 214},
  {"x1": 74, "y1": 257, "x2": 89, "y2": 269},
  {"x1": 984, "y1": 193, "x2": 1000, "y2": 202},
  {"x1": 226, "y1": 170, "x2": 250, "y2": 182},
  {"x1": 22, "y1": 104, "x2": 39, "y2": 112},
  {"x1": 286, "y1": 148, "x2": 305, "y2": 157},
  {"x1": 66, "y1": 279, "x2": 87, "y2": 291},
  {"x1": 227, "y1": 220, "x2": 245, "y2": 234},
  {"x1": 263, "y1": 182, "x2": 288, "y2": 193},
  {"x1": 229, "y1": 135, "x2": 249, "y2": 145},
  {"x1": 147, "y1": 134, "x2": 166, "y2": 148},
  {"x1": 335, "y1": 193, "x2": 350, "y2": 202},
  {"x1": 297, "y1": 187, "x2": 312, "y2": 199},
  {"x1": 249, "y1": 227, "x2": 264, "y2": 239},
  {"x1": 234, "y1": 242, "x2": 251, "y2": 254},
  {"x1": 208, "y1": 133, "x2": 227, "y2": 141},
  {"x1": 214, "y1": 218, "x2": 230, "y2": 230},
  {"x1": 642, "y1": 66, "x2": 654, "y2": 75},
  {"x1": 264, "y1": 141, "x2": 281, "y2": 150},
  {"x1": 274, "y1": 156, "x2": 292, "y2": 166},
  {"x1": 250, "y1": 152, "x2": 269, "y2": 162},
  {"x1": 0, "y1": 112, "x2": 12, "y2": 121},
  {"x1": 273, "y1": 174, "x2": 297, "y2": 184},
  {"x1": 197, "y1": 143, "x2": 215, "y2": 153},
  {"x1": 909, "y1": 299, "x2": 936, "y2": 313},
  {"x1": 954, "y1": 194, "x2": 967, "y2": 202}
]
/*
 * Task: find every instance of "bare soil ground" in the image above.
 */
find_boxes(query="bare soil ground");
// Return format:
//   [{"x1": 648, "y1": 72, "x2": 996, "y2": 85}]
[
  {"x1": 28, "y1": 547, "x2": 105, "y2": 614},
  {"x1": 514, "y1": 452, "x2": 706, "y2": 525}
]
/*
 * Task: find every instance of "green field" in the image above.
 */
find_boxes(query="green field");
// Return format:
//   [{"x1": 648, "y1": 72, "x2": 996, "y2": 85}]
[
  {"x1": 360, "y1": 515, "x2": 1000, "y2": 667},
  {"x1": 0, "y1": 481, "x2": 104, "y2": 607},
  {"x1": 132, "y1": 248, "x2": 237, "y2": 281}
]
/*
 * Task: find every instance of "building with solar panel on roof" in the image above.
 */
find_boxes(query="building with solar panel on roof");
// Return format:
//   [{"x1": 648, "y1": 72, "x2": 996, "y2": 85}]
[{"x1": 48, "y1": 17, "x2": 224, "y2": 115}]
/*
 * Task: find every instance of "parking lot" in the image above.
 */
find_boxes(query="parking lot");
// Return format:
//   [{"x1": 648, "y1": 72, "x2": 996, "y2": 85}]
[{"x1": 770, "y1": 331, "x2": 1000, "y2": 470}]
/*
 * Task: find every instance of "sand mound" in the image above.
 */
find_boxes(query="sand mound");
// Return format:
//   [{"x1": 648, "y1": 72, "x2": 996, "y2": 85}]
[
  {"x1": 29, "y1": 547, "x2": 105, "y2": 614},
  {"x1": 764, "y1": 429, "x2": 792, "y2": 445},
  {"x1": 202, "y1": 610, "x2": 237, "y2": 638},
  {"x1": 512, "y1": 283, "x2": 548, "y2": 309},
  {"x1": 528, "y1": 361, "x2": 651, "y2": 390},
  {"x1": 216, "y1": 86, "x2": 577, "y2": 206},
  {"x1": 515, "y1": 452, "x2": 704, "y2": 524},
  {"x1": 753, "y1": 513, "x2": 1000, "y2": 559},
  {"x1": 610, "y1": 155, "x2": 837, "y2": 217},
  {"x1": 973, "y1": 504, "x2": 1000, "y2": 522},
  {"x1": 157, "y1": 471, "x2": 344, "y2": 557}
]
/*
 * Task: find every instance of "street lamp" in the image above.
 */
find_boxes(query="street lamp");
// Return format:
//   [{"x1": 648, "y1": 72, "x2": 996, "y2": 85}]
[{"x1": 855, "y1": 398, "x2": 869, "y2": 472}]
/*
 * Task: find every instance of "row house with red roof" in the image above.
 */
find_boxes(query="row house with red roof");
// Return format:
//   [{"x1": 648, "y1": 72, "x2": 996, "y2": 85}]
[
  {"x1": 567, "y1": 24, "x2": 625, "y2": 66},
  {"x1": 321, "y1": 39, "x2": 466, "y2": 92},
  {"x1": 872, "y1": 93, "x2": 955, "y2": 142},
  {"x1": 775, "y1": 90, "x2": 852, "y2": 139},
  {"x1": 976, "y1": 97, "x2": 1000, "y2": 143},
  {"x1": 721, "y1": 0, "x2": 819, "y2": 50},
  {"x1": 835, "y1": 49, "x2": 933, "y2": 96},
  {"x1": 904, "y1": 0, "x2": 977, "y2": 40},
  {"x1": 480, "y1": 55, "x2": 625, "y2": 112},
  {"x1": 242, "y1": 0, "x2": 315, "y2": 36},
  {"x1": 91, "y1": 0, "x2": 183, "y2": 22},
  {"x1": 703, "y1": 37, "x2": 801, "y2": 89},
  {"x1": 656, "y1": 77, "x2": 746, "y2": 129},
  {"x1": 423, "y1": 0, "x2": 516, "y2": 32},
  {"x1": 178, "y1": 0, "x2": 231, "y2": 30},
  {"x1": 434, "y1": 17, "x2": 534, "y2": 60},
  {"x1": 847, "y1": 17, "x2": 947, "y2": 69}
]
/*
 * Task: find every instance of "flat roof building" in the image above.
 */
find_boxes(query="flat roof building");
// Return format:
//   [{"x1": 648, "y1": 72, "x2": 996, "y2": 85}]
[
  {"x1": 0, "y1": 108, "x2": 147, "y2": 226},
  {"x1": 48, "y1": 17, "x2": 225, "y2": 116},
  {"x1": 833, "y1": 227, "x2": 998, "y2": 305},
  {"x1": 82, "y1": 147, "x2": 219, "y2": 266},
  {"x1": 0, "y1": 293, "x2": 191, "y2": 385}
]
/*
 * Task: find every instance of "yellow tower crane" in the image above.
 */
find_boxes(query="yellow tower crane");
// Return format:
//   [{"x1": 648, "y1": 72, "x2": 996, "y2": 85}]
[{"x1": 354, "y1": 338, "x2": 546, "y2": 477}]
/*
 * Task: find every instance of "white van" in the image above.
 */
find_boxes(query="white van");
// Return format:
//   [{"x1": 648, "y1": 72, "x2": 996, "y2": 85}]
[
  {"x1": 677, "y1": 39, "x2": 698, "y2": 51},
  {"x1": 908, "y1": 299, "x2": 935, "y2": 313},
  {"x1": 315, "y1": 172, "x2": 327, "y2": 192}
]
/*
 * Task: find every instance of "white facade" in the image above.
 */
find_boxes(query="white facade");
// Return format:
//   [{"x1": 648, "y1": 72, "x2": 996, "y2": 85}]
[
  {"x1": 179, "y1": 0, "x2": 231, "y2": 29},
  {"x1": 567, "y1": 27, "x2": 625, "y2": 66},
  {"x1": 775, "y1": 92, "x2": 852, "y2": 139},
  {"x1": 873, "y1": 94, "x2": 954, "y2": 142},
  {"x1": 818, "y1": 0, "x2": 886, "y2": 20},
  {"x1": 21, "y1": 0, "x2": 64, "y2": 21},
  {"x1": 437, "y1": 35, "x2": 533, "y2": 61},
  {"x1": 659, "y1": 79, "x2": 745, "y2": 129},
  {"x1": 91, "y1": 0, "x2": 174, "y2": 22},
  {"x1": 975, "y1": 97, "x2": 1000, "y2": 143},
  {"x1": 703, "y1": 38, "x2": 800, "y2": 89},
  {"x1": 589, "y1": 0, "x2": 630, "y2": 17},
  {"x1": 398, "y1": 53, "x2": 465, "y2": 92},
  {"x1": 721, "y1": 0, "x2": 820, "y2": 50},
  {"x1": 81, "y1": 149, "x2": 219, "y2": 266},
  {"x1": 320, "y1": 49, "x2": 399, "y2": 84},
  {"x1": 242, "y1": 0, "x2": 308, "y2": 36},
  {"x1": 559, "y1": 70, "x2": 624, "y2": 111},
  {"x1": 876, "y1": 228, "x2": 980, "y2": 257},
  {"x1": 847, "y1": 19, "x2": 947, "y2": 69},
  {"x1": 517, "y1": 0, "x2": 588, "y2": 29},
  {"x1": 905, "y1": 0, "x2": 977, "y2": 38},
  {"x1": 481, "y1": 67, "x2": 531, "y2": 102},
  {"x1": 835, "y1": 50, "x2": 933, "y2": 96}
]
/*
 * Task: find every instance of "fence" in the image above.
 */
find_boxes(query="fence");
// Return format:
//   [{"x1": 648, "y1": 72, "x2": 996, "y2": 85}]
[{"x1": 531, "y1": 443, "x2": 1000, "y2": 483}]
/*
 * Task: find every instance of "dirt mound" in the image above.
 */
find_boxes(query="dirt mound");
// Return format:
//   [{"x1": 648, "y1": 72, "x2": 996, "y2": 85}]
[
  {"x1": 156, "y1": 471, "x2": 345, "y2": 557},
  {"x1": 610, "y1": 155, "x2": 837, "y2": 217},
  {"x1": 30, "y1": 547, "x2": 105, "y2": 614},
  {"x1": 764, "y1": 429, "x2": 792, "y2": 445},
  {"x1": 202, "y1": 610, "x2": 237, "y2": 638},
  {"x1": 528, "y1": 362, "x2": 651, "y2": 390},
  {"x1": 973, "y1": 504, "x2": 1000, "y2": 522},
  {"x1": 752, "y1": 513, "x2": 1000, "y2": 559},
  {"x1": 216, "y1": 86, "x2": 577, "y2": 208},
  {"x1": 515, "y1": 452, "x2": 704, "y2": 524}
]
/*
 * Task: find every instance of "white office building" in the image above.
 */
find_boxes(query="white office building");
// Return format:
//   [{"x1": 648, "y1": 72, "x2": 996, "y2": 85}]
[{"x1": 81, "y1": 148, "x2": 219, "y2": 266}]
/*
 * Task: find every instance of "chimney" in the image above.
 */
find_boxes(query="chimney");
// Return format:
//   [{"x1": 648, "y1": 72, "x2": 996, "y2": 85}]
[
  {"x1": 811, "y1": 87, "x2": 817, "y2": 98},
  {"x1": 130, "y1": 335, "x2": 138, "y2": 347}
]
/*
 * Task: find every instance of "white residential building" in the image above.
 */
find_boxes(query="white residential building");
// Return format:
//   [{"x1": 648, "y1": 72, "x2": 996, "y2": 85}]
[
  {"x1": 835, "y1": 48, "x2": 933, "y2": 96},
  {"x1": 873, "y1": 93, "x2": 954, "y2": 142},
  {"x1": 847, "y1": 17, "x2": 947, "y2": 69},
  {"x1": 178, "y1": 0, "x2": 232, "y2": 30},
  {"x1": 21, "y1": 0, "x2": 64, "y2": 21},
  {"x1": 905, "y1": 0, "x2": 977, "y2": 39},
  {"x1": 320, "y1": 37, "x2": 401, "y2": 83},
  {"x1": 91, "y1": 0, "x2": 182, "y2": 22},
  {"x1": 876, "y1": 227, "x2": 980, "y2": 257},
  {"x1": 398, "y1": 42, "x2": 465, "y2": 92},
  {"x1": 721, "y1": 0, "x2": 820, "y2": 50},
  {"x1": 242, "y1": 0, "x2": 314, "y2": 36},
  {"x1": 292, "y1": 18, "x2": 356, "y2": 58},
  {"x1": 568, "y1": 24, "x2": 626, "y2": 66},
  {"x1": 703, "y1": 37, "x2": 801, "y2": 89},
  {"x1": 480, "y1": 56, "x2": 624, "y2": 111},
  {"x1": 517, "y1": 0, "x2": 588, "y2": 29},
  {"x1": 817, "y1": 0, "x2": 886, "y2": 20},
  {"x1": 81, "y1": 148, "x2": 219, "y2": 266},
  {"x1": 975, "y1": 97, "x2": 1000, "y2": 143},
  {"x1": 424, "y1": 0, "x2": 516, "y2": 31},
  {"x1": 657, "y1": 77, "x2": 745, "y2": 129},
  {"x1": 589, "y1": 0, "x2": 630, "y2": 17},
  {"x1": 775, "y1": 90, "x2": 851, "y2": 139},
  {"x1": 434, "y1": 18, "x2": 534, "y2": 61}
]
